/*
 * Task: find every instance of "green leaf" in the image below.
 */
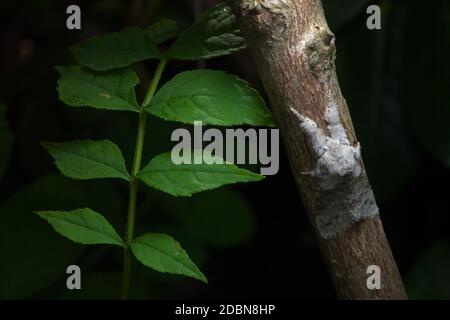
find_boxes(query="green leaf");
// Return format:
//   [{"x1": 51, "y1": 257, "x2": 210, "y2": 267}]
[
  {"x1": 0, "y1": 103, "x2": 13, "y2": 179},
  {"x1": 169, "y1": 3, "x2": 246, "y2": 60},
  {"x1": 42, "y1": 140, "x2": 130, "y2": 181},
  {"x1": 146, "y1": 70, "x2": 274, "y2": 126},
  {"x1": 137, "y1": 151, "x2": 264, "y2": 197},
  {"x1": 147, "y1": 19, "x2": 180, "y2": 44},
  {"x1": 0, "y1": 175, "x2": 85, "y2": 299},
  {"x1": 57, "y1": 66, "x2": 140, "y2": 112},
  {"x1": 131, "y1": 233, "x2": 207, "y2": 283},
  {"x1": 37, "y1": 208, "x2": 124, "y2": 247},
  {"x1": 71, "y1": 27, "x2": 161, "y2": 71}
]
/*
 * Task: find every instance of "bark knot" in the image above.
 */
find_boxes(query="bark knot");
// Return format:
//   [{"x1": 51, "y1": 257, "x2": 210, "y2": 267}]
[
  {"x1": 303, "y1": 28, "x2": 336, "y2": 82},
  {"x1": 239, "y1": 0, "x2": 292, "y2": 47}
]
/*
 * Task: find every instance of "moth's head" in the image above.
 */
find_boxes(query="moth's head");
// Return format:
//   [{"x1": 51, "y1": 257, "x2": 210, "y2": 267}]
[{"x1": 316, "y1": 142, "x2": 361, "y2": 189}]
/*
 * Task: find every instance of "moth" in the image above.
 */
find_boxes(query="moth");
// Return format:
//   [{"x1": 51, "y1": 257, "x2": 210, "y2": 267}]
[{"x1": 290, "y1": 96, "x2": 379, "y2": 239}]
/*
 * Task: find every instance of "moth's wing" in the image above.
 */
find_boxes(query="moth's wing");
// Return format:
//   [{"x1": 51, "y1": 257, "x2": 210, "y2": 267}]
[
  {"x1": 346, "y1": 175, "x2": 379, "y2": 221},
  {"x1": 314, "y1": 176, "x2": 379, "y2": 239},
  {"x1": 315, "y1": 187, "x2": 356, "y2": 239}
]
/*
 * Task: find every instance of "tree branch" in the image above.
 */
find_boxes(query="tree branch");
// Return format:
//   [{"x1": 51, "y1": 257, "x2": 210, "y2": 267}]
[{"x1": 227, "y1": 0, "x2": 407, "y2": 299}]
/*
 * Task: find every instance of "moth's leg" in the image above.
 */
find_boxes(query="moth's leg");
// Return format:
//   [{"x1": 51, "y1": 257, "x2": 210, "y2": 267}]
[
  {"x1": 354, "y1": 142, "x2": 361, "y2": 157},
  {"x1": 324, "y1": 100, "x2": 350, "y2": 146},
  {"x1": 290, "y1": 107, "x2": 328, "y2": 157}
]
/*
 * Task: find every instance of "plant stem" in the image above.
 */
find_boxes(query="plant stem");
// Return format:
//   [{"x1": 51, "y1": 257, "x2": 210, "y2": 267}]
[
  {"x1": 143, "y1": 59, "x2": 167, "y2": 108},
  {"x1": 121, "y1": 59, "x2": 167, "y2": 300}
]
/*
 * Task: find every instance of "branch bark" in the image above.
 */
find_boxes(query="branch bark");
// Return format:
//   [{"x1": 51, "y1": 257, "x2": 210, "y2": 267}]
[{"x1": 227, "y1": 0, "x2": 407, "y2": 299}]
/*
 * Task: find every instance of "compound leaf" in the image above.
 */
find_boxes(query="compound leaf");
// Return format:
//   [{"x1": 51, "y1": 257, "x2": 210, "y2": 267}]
[
  {"x1": 147, "y1": 19, "x2": 180, "y2": 44},
  {"x1": 57, "y1": 66, "x2": 140, "y2": 112},
  {"x1": 169, "y1": 3, "x2": 245, "y2": 60},
  {"x1": 42, "y1": 140, "x2": 130, "y2": 181},
  {"x1": 71, "y1": 27, "x2": 161, "y2": 71},
  {"x1": 131, "y1": 233, "x2": 207, "y2": 283},
  {"x1": 137, "y1": 151, "x2": 264, "y2": 197},
  {"x1": 146, "y1": 70, "x2": 274, "y2": 126},
  {"x1": 37, "y1": 208, "x2": 124, "y2": 247}
]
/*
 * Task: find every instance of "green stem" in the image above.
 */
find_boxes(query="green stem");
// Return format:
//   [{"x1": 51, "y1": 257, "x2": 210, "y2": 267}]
[
  {"x1": 121, "y1": 59, "x2": 167, "y2": 300},
  {"x1": 143, "y1": 59, "x2": 167, "y2": 108}
]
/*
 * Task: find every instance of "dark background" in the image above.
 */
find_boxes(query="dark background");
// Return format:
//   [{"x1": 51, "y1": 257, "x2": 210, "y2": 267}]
[{"x1": 0, "y1": 0, "x2": 449, "y2": 299}]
